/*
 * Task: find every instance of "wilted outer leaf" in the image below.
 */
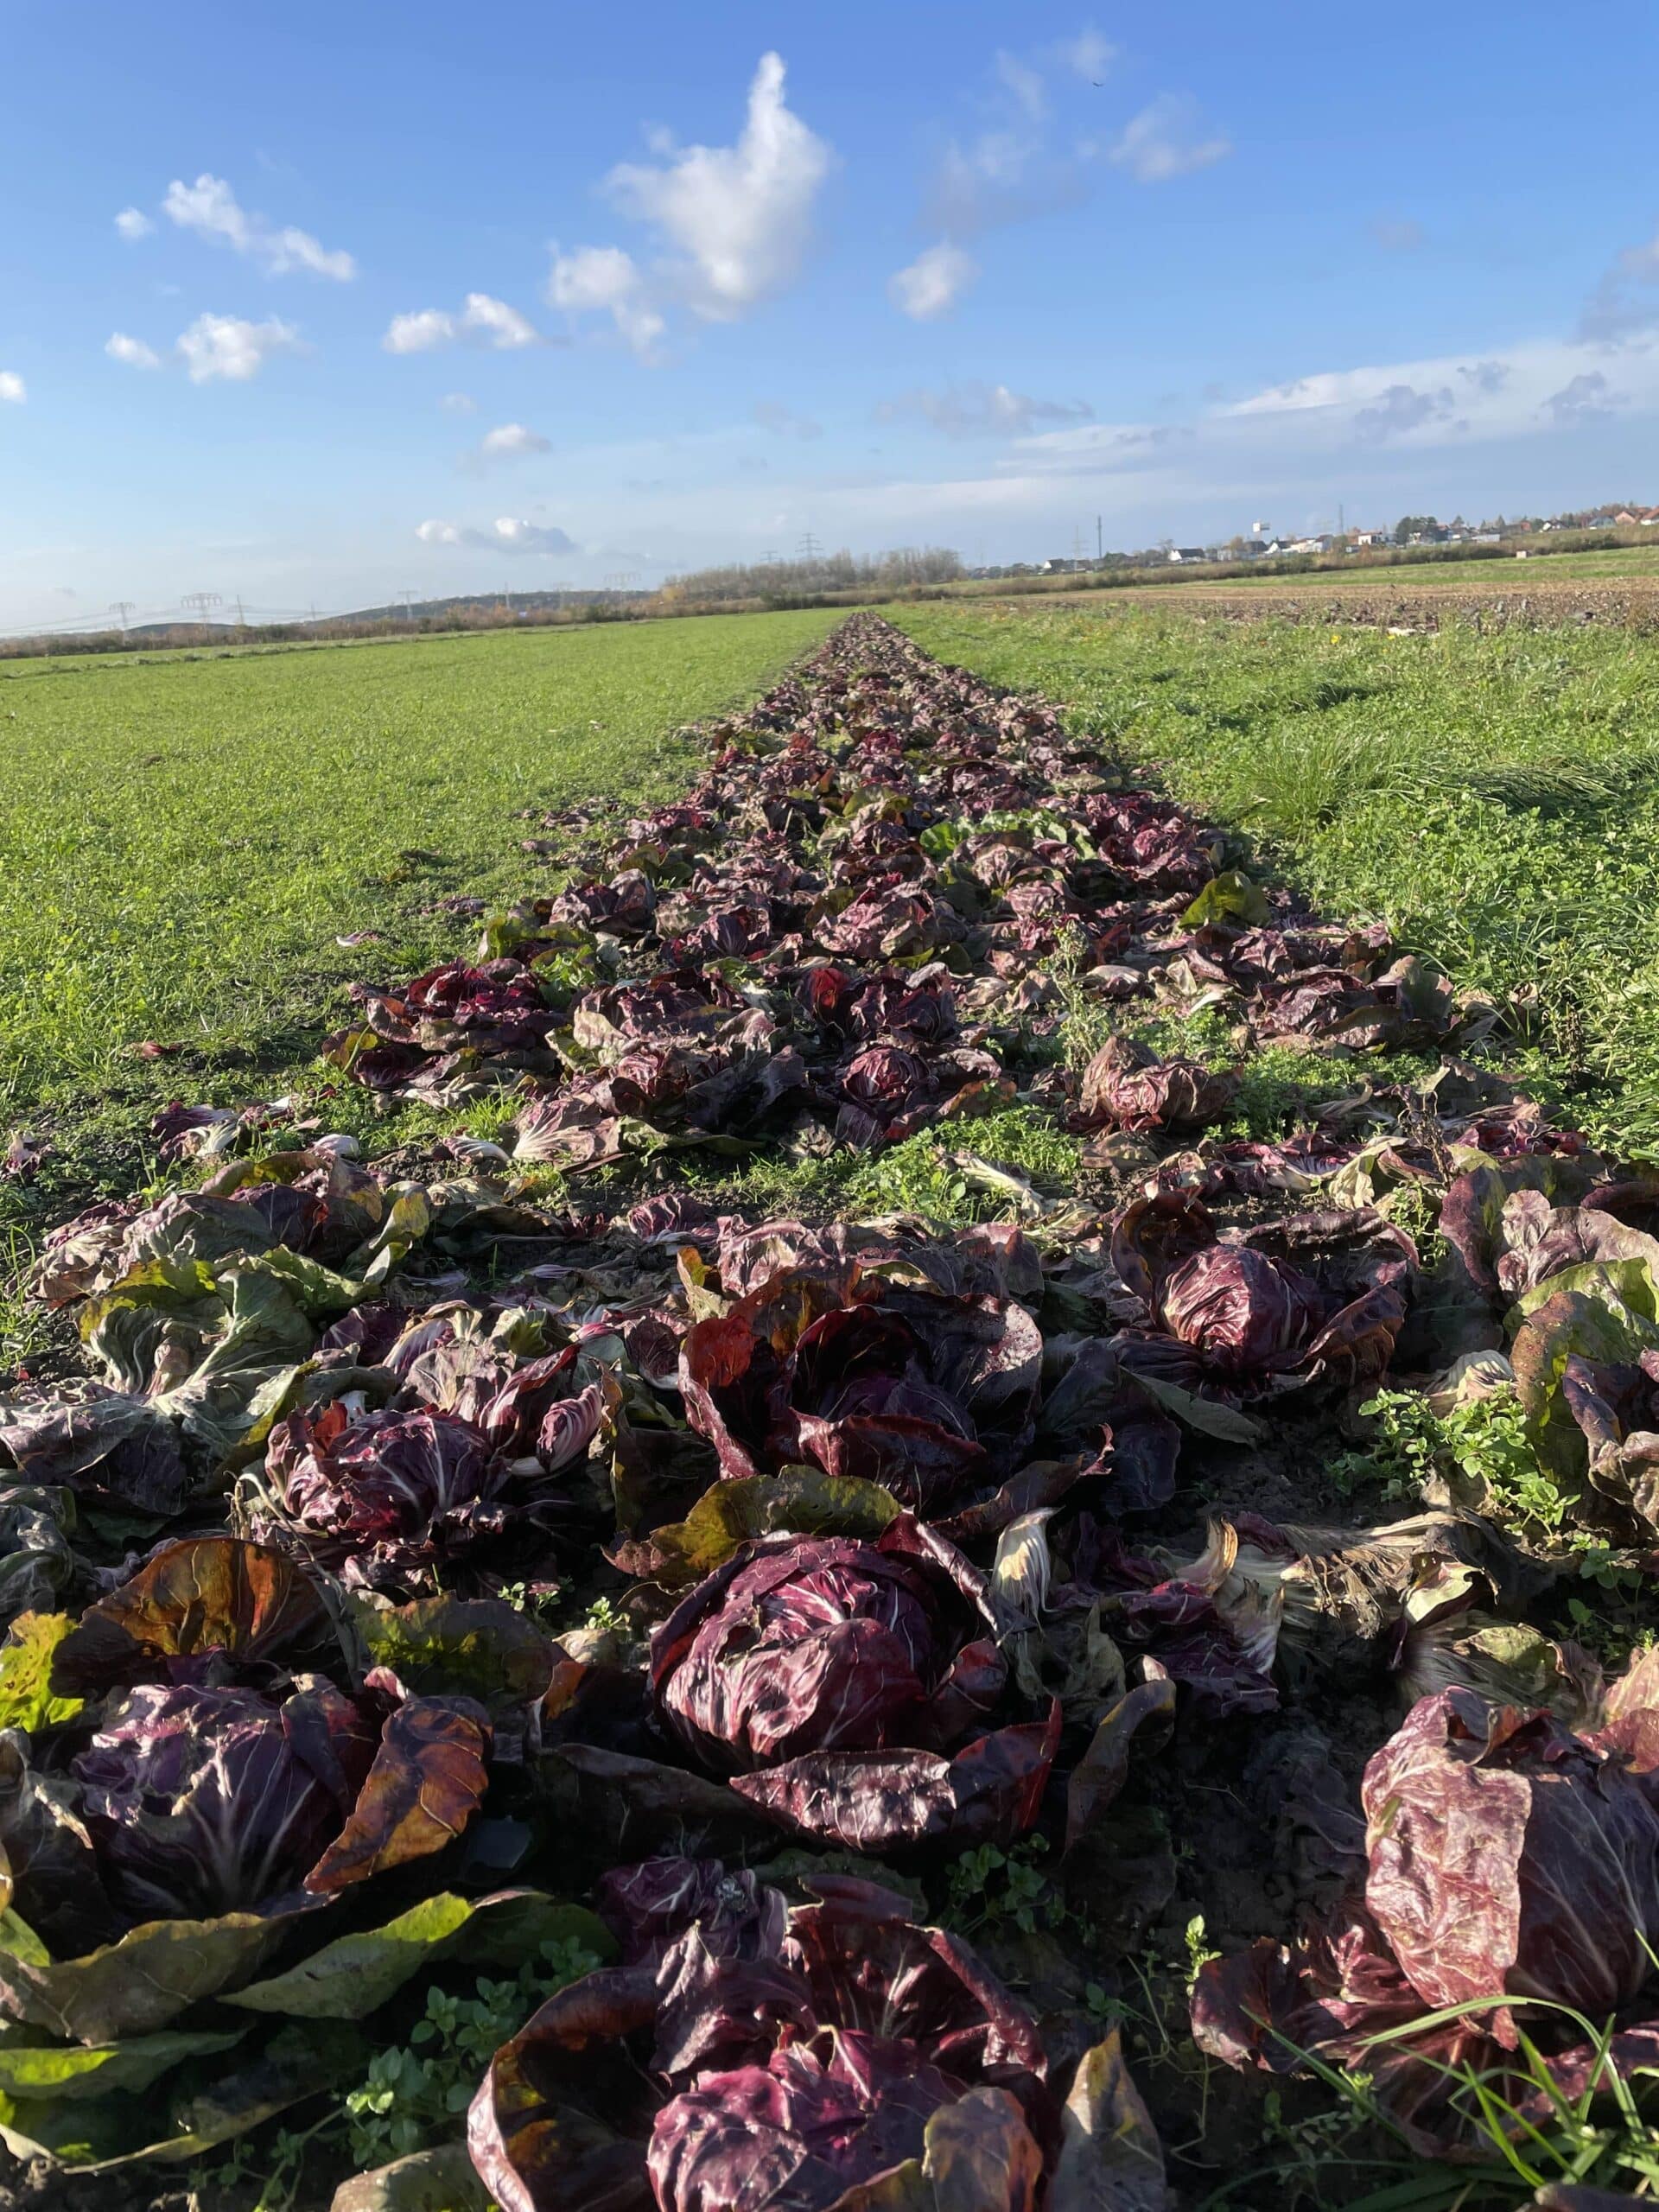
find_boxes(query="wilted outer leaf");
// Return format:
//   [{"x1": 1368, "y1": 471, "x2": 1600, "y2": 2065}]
[
  {"x1": 615, "y1": 1466, "x2": 900, "y2": 1589},
  {"x1": 0, "y1": 1895, "x2": 327, "y2": 2043},
  {"x1": 305, "y1": 1696, "x2": 491, "y2": 1896},
  {"x1": 0, "y1": 1613, "x2": 84, "y2": 1733},
  {"x1": 52, "y1": 1536, "x2": 332, "y2": 1693},
  {"x1": 1048, "y1": 2032, "x2": 1166, "y2": 2211},
  {"x1": 333, "y1": 2140, "x2": 489, "y2": 2212},
  {"x1": 228, "y1": 1890, "x2": 612, "y2": 2018}
]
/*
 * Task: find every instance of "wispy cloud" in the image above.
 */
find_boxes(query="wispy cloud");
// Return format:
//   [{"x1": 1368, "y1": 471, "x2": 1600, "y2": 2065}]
[
  {"x1": 113, "y1": 207, "x2": 154, "y2": 241},
  {"x1": 1054, "y1": 27, "x2": 1117, "y2": 81},
  {"x1": 1108, "y1": 96, "x2": 1231, "y2": 182},
  {"x1": 440, "y1": 391, "x2": 477, "y2": 415},
  {"x1": 383, "y1": 293, "x2": 539, "y2": 353},
  {"x1": 160, "y1": 174, "x2": 356, "y2": 278},
  {"x1": 0, "y1": 372, "x2": 23, "y2": 404},
  {"x1": 888, "y1": 241, "x2": 977, "y2": 320},
  {"x1": 752, "y1": 399, "x2": 822, "y2": 439},
  {"x1": 1370, "y1": 216, "x2": 1425, "y2": 251},
  {"x1": 879, "y1": 381, "x2": 1093, "y2": 438},
  {"x1": 1582, "y1": 224, "x2": 1659, "y2": 340}
]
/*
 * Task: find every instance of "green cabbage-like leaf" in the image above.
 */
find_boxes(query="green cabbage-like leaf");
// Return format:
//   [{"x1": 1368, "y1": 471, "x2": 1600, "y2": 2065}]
[
  {"x1": 227, "y1": 1890, "x2": 611, "y2": 2019},
  {"x1": 0, "y1": 1896, "x2": 326, "y2": 2043},
  {"x1": 0, "y1": 1613, "x2": 84, "y2": 1734}
]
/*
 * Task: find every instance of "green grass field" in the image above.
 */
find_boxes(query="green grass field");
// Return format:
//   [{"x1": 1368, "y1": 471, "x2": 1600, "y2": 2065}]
[
  {"x1": 0, "y1": 608, "x2": 836, "y2": 1179},
  {"x1": 894, "y1": 596, "x2": 1659, "y2": 1153}
]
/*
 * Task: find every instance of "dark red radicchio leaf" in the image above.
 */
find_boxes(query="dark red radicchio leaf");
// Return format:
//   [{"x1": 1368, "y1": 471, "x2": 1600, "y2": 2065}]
[
  {"x1": 1074, "y1": 1035, "x2": 1238, "y2": 1136},
  {"x1": 470, "y1": 1852, "x2": 1057, "y2": 2212},
  {"x1": 67, "y1": 1679, "x2": 377, "y2": 1923},
  {"x1": 253, "y1": 1404, "x2": 512, "y2": 1592},
  {"x1": 649, "y1": 1521, "x2": 1059, "y2": 1850},
  {"x1": 648, "y1": 2031, "x2": 1041, "y2": 2212},
  {"x1": 1361, "y1": 1687, "x2": 1659, "y2": 2044}
]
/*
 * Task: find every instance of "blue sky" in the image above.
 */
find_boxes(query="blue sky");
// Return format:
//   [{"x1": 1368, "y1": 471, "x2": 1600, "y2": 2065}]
[{"x1": 4, "y1": 0, "x2": 1659, "y2": 627}]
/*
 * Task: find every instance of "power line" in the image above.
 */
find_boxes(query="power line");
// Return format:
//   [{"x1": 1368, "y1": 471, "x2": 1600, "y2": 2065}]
[
  {"x1": 107, "y1": 601, "x2": 135, "y2": 632},
  {"x1": 181, "y1": 591, "x2": 223, "y2": 625},
  {"x1": 797, "y1": 531, "x2": 822, "y2": 562}
]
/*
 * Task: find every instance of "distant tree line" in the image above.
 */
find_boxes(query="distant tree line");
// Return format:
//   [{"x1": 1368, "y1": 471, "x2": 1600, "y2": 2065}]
[{"x1": 659, "y1": 545, "x2": 963, "y2": 605}]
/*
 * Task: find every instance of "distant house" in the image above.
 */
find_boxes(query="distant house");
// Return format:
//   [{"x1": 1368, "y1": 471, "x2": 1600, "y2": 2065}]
[
  {"x1": 1352, "y1": 530, "x2": 1384, "y2": 547},
  {"x1": 1616, "y1": 510, "x2": 1641, "y2": 525},
  {"x1": 1040, "y1": 556, "x2": 1084, "y2": 574},
  {"x1": 1166, "y1": 546, "x2": 1209, "y2": 563}
]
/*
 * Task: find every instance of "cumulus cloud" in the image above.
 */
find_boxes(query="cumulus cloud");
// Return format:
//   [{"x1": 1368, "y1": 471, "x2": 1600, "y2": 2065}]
[
  {"x1": 752, "y1": 398, "x2": 822, "y2": 439},
  {"x1": 105, "y1": 332, "x2": 162, "y2": 370},
  {"x1": 888, "y1": 242, "x2": 977, "y2": 320},
  {"x1": 1352, "y1": 382, "x2": 1459, "y2": 442},
  {"x1": 603, "y1": 51, "x2": 832, "y2": 319},
  {"x1": 415, "y1": 515, "x2": 576, "y2": 556},
  {"x1": 477, "y1": 422, "x2": 551, "y2": 460},
  {"x1": 114, "y1": 207, "x2": 154, "y2": 241},
  {"x1": 0, "y1": 372, "x2": 23, "y2": 404},
  {"x1": 1108, "y1": 96, "x2": 1231, "y2": 182},
  {"x1": 880, "y1": 381, "x2": 1093, "y2": 438},
  {"x1": 162, "y1": 174, "x2": 355, "y2": 279},
  {"x1": 382, "y1": 292, "x2": 538, "y2": 353},
  {"x1": 547, "y1": 245, "x2": 664, "y2": 359},
  {"x1": 1545, "y1": 370, "x2": 1618, "y2": 425},
  {"x1": 175, "y1": 311, "x2": 302, "y2": 383}
]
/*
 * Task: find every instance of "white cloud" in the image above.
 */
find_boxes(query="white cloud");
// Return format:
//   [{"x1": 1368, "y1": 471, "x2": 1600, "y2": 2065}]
[
  {"x1": 604, "y1": 51, "x2": 832, "y2": 319},
  {"x1": 1055, "y1": 27, "x2": 1116, "y2": 80},
  {"x1": 0, "y1": 372, "x2": 23, "y2": 404},
  {"x1": 547, "y1": 245, "x2": 665, "y2": 359},
  {"x1": 888, "y1": 242, "x2": 977, "y2": 320},
  {"x1": 114, "y1": 207, "x2": 154, "y2": 241},
  {"x1": 441, "y1": 391, "x2": 477, "y2": 414},
  {"x1": 105, "y1": 332, "x2": 162, "y2": 370},
  {"x1": 1109, "y1": 97, "x2": 1231, "y2": 183},
  {"x1": 415, "y1": 515, "x2": 575, "y2": 555},
  {"x1": 880, "y1": 381, "x2": 1093, "y2": 438},
  {"x1": 478, "y1": 422, "x2": 550, "y2": 459},
  {"x1": 175, "y1": 311, "x2": 302, "y2": 384},
  {"x1": 462, "y1": 292, "x2": 537, "y2": 348},
  {"x1": 162, "y1": 173, "x2": 356, "y2": 279},
  {"x1": 382, "y1": 293, "x2": 537, "y2": 353}
]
